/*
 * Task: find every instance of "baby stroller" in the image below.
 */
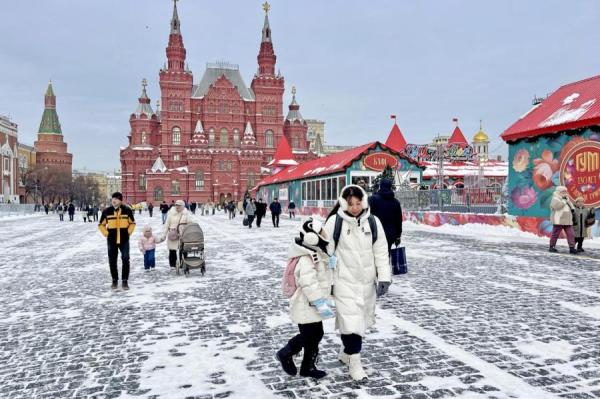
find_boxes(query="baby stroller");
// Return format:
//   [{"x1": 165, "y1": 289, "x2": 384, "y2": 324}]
[{"x1": 177, "y1": 222, "x2": 206, "y2": 276}]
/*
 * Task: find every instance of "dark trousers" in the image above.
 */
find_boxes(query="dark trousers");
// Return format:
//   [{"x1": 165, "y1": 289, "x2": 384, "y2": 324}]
[
  {"x1": 341, "y1": 333, "x2": 363, "y2": 355},
  {"x1": 289, "y1": 211, "x2": 295, "y2": 218},
  {"x1": 108, "y1": 240, "x2": 130, "y2": 281},
  {"x1": 144, "y1": 249, "x2": 156, "y2": 269},
  {"x1": 169, "y1": 249, "x2": 177, "y2": 267},
  {"x1": 256, "y1": 214, "x2": 263, "y2": 227},
  {"x1": 575, "y1": 237, "x2": 584, "y2": 250},
  {"x1": 59, "y1": 214, "x2": 64, "y2": 221},
  {"x1": 287, "y1": 322, "x2": 324, "y2": 354},
  {"x1": 272, "y1": 214, "x2": 280, "y2": 227},
  {"x1": 148, "y1": 210, "x2": 153, "y2": 217},
  {"x1": 550, "y1": 225, "x2": 575, "y2": 248},
  {"x1": 93, "y1": 213, "x2": 98, "y2": 221},
  {"x1": 69, "y1": 214, "x2": 74, "y2": 221},
  {"x1": 247, "y1": 215, "x2": 255, "y2": 228}
]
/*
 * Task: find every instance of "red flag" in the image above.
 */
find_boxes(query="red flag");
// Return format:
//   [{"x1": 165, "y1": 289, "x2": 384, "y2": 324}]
[
  {"x1": 390, "y1": 115, "x2": 397, "y2": 120},
  {"x1": 452, "y1": 118, "x2": 458, "y2": 122}
]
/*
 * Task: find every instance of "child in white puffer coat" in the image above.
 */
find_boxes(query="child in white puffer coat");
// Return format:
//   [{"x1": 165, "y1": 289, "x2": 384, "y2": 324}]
[{"x1": 276, "y1": 218, "x2": 333, "y2": 380}]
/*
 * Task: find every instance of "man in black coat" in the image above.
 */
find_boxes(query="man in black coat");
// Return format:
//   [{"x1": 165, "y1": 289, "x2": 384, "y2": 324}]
[
  {"x1": 368, "y1": 178, "x2": 402, "y2": 251},
  {"x1": 67, "y1": 203, "x2": 76, "y2": 221},
  {"x1": 269, "y1": 197, "x2": 282, "y2": 227},
  {"x1": 255, "y1": 198, "x2": 267, "y2": 227},
  {"x1": 160, "y1": 201, "x2": 169, "y2": 224}
]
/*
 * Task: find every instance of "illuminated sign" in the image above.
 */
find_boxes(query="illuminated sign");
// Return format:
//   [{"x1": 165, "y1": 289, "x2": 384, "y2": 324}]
[
  {"x1": 363, "y1": 152, "x2": 399, "y2": 172},
  {"x1": 560, "y1": 141, "x2": 600, "y2": 207},
  {"x1": 403, "y1": 144, "x2": 476, "y2": 162}
]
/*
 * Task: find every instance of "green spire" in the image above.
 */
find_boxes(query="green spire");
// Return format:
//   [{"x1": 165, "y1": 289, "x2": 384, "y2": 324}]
[
  {"x1": 45, "y1": 81, "x2": 55, "y2": 97},
  {"x1": 38, "y1": 81, "x2": 62, "y2": 134}
]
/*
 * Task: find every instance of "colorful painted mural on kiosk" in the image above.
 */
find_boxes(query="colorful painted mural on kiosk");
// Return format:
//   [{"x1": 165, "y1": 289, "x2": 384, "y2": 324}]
[{"x1": 503, "y1": 128, "x2": 600, "y2": 235}]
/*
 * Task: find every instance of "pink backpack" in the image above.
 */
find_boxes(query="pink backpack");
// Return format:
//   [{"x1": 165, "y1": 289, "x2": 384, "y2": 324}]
[{"x1": 282, "y1": 257, "x2": 301, "y2": 298}]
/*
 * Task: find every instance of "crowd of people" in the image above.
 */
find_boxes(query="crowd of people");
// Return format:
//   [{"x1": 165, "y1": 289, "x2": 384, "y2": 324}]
[{"x1": 38, "y1": 178, "x2": 597, "y2": 382}]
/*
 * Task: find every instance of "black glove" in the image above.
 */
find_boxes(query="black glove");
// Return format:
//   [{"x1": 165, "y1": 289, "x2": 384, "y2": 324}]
[
  {"x1": 394, "y1": 237, "x2": 401, "y2": 247},
  {"x1": 376, "y1": 281, "x2": 391, "y2": 298}
]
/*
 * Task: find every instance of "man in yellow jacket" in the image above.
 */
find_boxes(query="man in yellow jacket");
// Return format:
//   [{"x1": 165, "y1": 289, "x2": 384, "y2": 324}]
[{"x1": 98, "y1": 192, "x2": 136, "y2": 290}]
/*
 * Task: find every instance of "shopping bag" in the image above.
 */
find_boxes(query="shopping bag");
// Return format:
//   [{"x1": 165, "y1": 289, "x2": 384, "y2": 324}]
[
  {"x1": 243, "y1": 216, "x2": 249, "y2": 226},
  {"x1": 390, "y1": 245, "x2": 407, "y2": 275}
]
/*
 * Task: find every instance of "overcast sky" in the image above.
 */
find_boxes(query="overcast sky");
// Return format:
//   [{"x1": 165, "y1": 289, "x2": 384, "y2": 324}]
[{"x1": 1, "y1": 0, "x2": 599, "y2": 171}]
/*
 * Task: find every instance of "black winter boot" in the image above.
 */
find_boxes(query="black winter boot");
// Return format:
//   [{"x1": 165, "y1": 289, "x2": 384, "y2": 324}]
[
  {"x1": 122, "y1": 280, "x2": 129, "y2": 290},
  {"x1": 549, "y1": 246, "x2": 558, "y2": 253},
  {"x1": 276, "y1": 338, "x2": 302, "y2": 376},
  {"x1": 569, "y1": 247, "x2": 577, "y2": 255},
  {"x1": 299, "y1": 348, "x2": 327, "y2": 379},
  {"x1": 111, "y1": 280, "x2": 118, "y2": 290}
]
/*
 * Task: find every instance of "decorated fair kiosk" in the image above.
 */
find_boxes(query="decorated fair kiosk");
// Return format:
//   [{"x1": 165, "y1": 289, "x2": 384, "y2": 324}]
[
  {"x1": 501, "y1": 74, "x2": 600, "y2": 236},
  {"x1": 255, "y1": 141, "x2": 423, "y2": 217}
]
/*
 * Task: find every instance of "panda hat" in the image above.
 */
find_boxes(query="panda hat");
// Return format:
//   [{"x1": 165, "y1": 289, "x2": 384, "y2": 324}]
[{"x1": 296, "y1": 217, "x2": 330, "y2": 255}]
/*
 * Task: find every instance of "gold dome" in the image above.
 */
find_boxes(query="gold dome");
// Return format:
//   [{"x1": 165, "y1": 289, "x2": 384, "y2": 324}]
[{"x1": 473, "y1": 120, "x2": 489, "y2": 143}]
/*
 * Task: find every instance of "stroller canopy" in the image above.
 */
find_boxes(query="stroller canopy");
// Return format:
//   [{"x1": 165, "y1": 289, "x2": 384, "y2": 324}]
[{"x1": 180, "y1": 223, "x2": 204, "y2": 243}]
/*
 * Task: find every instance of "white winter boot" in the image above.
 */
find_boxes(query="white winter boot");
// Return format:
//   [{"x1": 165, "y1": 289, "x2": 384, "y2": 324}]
[
  {"x1": 338, "y1": 347, "x2": 349, "y2": 365},
  {"x1": 348, "y1": 353, "x2": 368, "y2": 381}
]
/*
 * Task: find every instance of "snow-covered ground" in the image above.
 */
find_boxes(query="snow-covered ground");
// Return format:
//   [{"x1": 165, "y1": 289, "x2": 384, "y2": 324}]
[{"x1": 1, "y1": 212, "x2": 600, "y2": 398}]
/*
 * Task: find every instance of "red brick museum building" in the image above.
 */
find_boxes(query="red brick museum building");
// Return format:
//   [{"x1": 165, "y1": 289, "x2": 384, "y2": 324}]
[{"x1": 120, "y1": 1, "x2": 316, "y2": 204}]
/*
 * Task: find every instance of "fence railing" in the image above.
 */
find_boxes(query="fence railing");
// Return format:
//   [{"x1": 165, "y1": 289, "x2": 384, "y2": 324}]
[
  {"x1": 396, "y1": 187, "x2": 506, "y2": 214},
  {"x1": 0, "y1": 204, "x2": 37, "y2": 216}
]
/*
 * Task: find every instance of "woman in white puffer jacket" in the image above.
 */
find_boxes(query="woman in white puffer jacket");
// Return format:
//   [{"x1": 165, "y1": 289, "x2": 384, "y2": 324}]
[
  {"x1": 276, "y1": 218, "x2": 333, "y2": 380},
  {"x1": 323, "y1": 184, "x2": 391, "y2": 381}
]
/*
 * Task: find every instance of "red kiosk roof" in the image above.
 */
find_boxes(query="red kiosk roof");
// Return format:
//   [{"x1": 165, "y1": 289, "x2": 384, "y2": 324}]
[
  {"x1": 257, "y1": 141, "x2": 420, "y2": 187},
  {"x1": 502, "y1": 74, "x2": 600, "y2": 142},
  {"x1": 448, "y1": 126, "x2": 468, "y2": 145},
  {"x1": 385, "y1": 123, "x2": 407, "y2": 152}
]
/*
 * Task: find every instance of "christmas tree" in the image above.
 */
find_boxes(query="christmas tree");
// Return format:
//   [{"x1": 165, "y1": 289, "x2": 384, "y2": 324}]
[{"x1": 370, "y1": 165, "x2": 396, "y2": 192}]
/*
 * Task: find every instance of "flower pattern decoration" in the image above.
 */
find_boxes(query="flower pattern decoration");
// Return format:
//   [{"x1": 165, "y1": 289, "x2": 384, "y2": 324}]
[
  {"x1": 512, "y1": 149, "x2": 530, "y2": 173},
  {"x1": 511, "y1": 186, "x2": 537, "y2": 210},
  {"x1": 532, "y1": 150, "x2": 559, "y2": 190}
]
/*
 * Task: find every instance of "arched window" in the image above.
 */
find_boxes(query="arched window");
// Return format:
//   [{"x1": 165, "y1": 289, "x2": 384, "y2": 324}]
[
  {"x1": 227, "y1": 160, "x2": 233, "y2": 171},
  {"x1": 208, "y1": 128, "x2": 215, "y2": 146},
  {"x1": 171, "y1": 180, "x2": 180, "y2": 195},
  {"x1": 220, "y1": 128, "x2": 228, "y2": 146},
  {"x1": 218, "y1": 160, "x2": 225, "y2": 171},
  {"x1": 172, "y1": 127, "x2": 181, "y2": 145},
  {"x1": 141, "y1": 131, "x2": 147, "y2": 145},
  {"x1": 195, "y1": 170, "x2": 204, "y2": 191},
  {"x1": 154, "y1": 187, "x2": 163, "y2": 201},
  {"x1": 233, "y1": 129, "x2": 240, "y2": 147},
  {"x1": 265, "y1": 130, "x2": 274, "y2": 148}
]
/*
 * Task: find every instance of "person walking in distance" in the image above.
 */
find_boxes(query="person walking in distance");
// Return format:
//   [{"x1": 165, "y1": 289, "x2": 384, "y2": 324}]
[
  {"x1": 368, "y1": 178, "x2": 402, "y2": 251},
  {"x1": 98, "y1": 192, "x2": 136, "y2": 290},
  {"x1": 245, "y1": 198, "x2": 257, "y2": 228},
  {"x1": 270, "y1": 197, "x2": 282, "y2": 227},
  {"x1": 549, "y1": 186, "x2": 577, "y2": 254},
  {"x1": 160, "y1": 200, "x2": 169, "y2": 224},
  {"x1": 147, "y1": 202, "x2": 154, "y2": 218},
  {"x1": 162, "y1": 200, "x2": 190, "y2": 269},
  {"x1": 288, "y1": 200, "x2": 297, "y2": 219},
  {"x1": 255, "y1": 198, "x2": 267, "y2": 227}
]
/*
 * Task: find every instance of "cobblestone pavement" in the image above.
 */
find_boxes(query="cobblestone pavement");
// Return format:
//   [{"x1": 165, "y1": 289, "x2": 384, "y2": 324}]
[{"x1": 1, "y1": 213, "x2": 600, "y2": 398}]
